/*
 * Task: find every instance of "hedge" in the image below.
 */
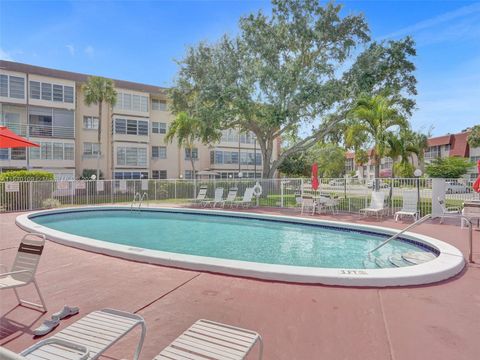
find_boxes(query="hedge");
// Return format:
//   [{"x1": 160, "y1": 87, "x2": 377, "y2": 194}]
[{"x1": 0, "y1": 170, "x2": 55, "y2": 182}]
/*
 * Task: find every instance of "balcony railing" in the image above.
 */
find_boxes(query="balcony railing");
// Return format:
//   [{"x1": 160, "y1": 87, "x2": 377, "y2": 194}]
[{"x1": 0, "y1": 122, "x2": 75, "y2": 139}]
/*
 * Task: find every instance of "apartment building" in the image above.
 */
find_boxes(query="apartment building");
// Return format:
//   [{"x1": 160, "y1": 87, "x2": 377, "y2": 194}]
[
  {"x1": 345, "y1": 129, "x2": 479, "y2": 180},
  {"x1": 0, "y1": 61, "x2": 278, "y2": 180}
]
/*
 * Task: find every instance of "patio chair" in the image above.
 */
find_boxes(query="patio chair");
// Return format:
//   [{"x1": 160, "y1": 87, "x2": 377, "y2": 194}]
[
  {"x1": 201, "y1": 187, "x2": 224, "y2": 208},
  {"x1": 222, "y1": 187, "x2": 239, "y2": 208},
  {"x1": 437, "y1": 197, "x2": 461, "y2": 224},
  {"x1": 19, "y1": 308, "x2": 146, "y2": 360},
  {"x1": 359, "y1": 191, "x2": 386, "y2": 218},
  {"x1": 394, "y1": 190, "x2": 419, "y2": 222},
  {"x1": 154, "y1": 319, "x2": 263, "y2": 360},
  {"x1": 190, "y1": 187, "x2": 208, "y2": 206},
  {"x1": 301, "y1": 195, "x2": 316, "y2": 215},
  {"x1": 233, "y1": 187, "x2": 254, "y2": 208},
  {"x1": 317, "y1": 194, "x2": 339, "y2": 214},
  {"x1": 0, "y1": 233, "x2": 48, "y2": 312}
]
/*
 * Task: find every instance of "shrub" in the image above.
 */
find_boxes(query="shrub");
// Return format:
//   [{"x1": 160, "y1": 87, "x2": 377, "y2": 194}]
[
  {"x1": 0, "y1": 170, "x2": 54, "y2": 182},
  {"x1": 81, "y1": 169, "x2": 104, "y2": 180},
  {"x1": 394, "y1": 162, "x2": 414, "y2": 178},
  {"x1": 425, "y1": 157, "x2": 473, "y2": 178},
  {"x1": 42, "y1": 198, "x2": 61, "y2": 209}
]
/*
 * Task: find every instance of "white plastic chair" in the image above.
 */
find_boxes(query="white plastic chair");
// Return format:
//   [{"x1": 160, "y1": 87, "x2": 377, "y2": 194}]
[
  {"x1": 190, "y1": 187, "x2": 208, "y2": 206},
  {"x1": 0, "y1": 233, "x2": 48, "y2": 312},
  {"x1": 395, "y1": 190, "x2": 419, "y2": 222},
  {"x1": 437, "y1": 197, "x2": 461, "y2": 224},
  {"x1": 222, "y1": 187, "x2": 239, "y2": 208},
  {"x1": 301, "y1": 195, "x2": 316, "y2": 215},
  {"x1": 359, "y1": 191, "x2": 386, "y2": 218},
  {"x1": 202, "y1": 187, "x2": 224, "y2": 207},
  {"x1": 233, "y1": 187, "x2": 254, "y2": 208},
  {"x1": 20, "y1": 309, "x2": 146, "y2": 360}
]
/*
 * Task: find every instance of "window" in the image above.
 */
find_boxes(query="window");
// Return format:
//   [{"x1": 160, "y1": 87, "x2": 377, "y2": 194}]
[
  {"x1": 41, "y1": 83, "x2": 52, "y2": 100},
  {"x1": 83, "y1": 116, "x2": 99, "y2": 130},
  {"x1": 210, "y1": 150, "x2": 261, "y2": 165},
  {"x1": 152, "y1": 122, "x2": 166, "y2": 134},
  {"x1": 28, "y1": 142, "x2": 74, "y2": 160},
  {"x1": 185, "y1": 148, "x2": 198, "y2": 160},
  {"x1": 152, "y1": 170, "x2": 167, "y2": 179},
  {"x1": 83, "y1": 142, "x2": 100, "y2": 156},
  {"x1": 152, "y1": 99, "x2": 167, "y2": 111},
  {"x1": 115, "y1": 92, "x2": 149, "y2": 113},
  {"x1": 184, "y1": 170, "x2": 196, "y2": 179},
  {"x1": 64, "y1": 143, "x2": 74, "y2": 160},
  {"x1": 114, "y1": 171, "x2": 148, "y2": 179},
  {"x1": 0, "y1": 148, "x2": 8, "y2": 160},
  {"x1": 64, "y1": 86, "x2": 74, "y2": 103},
  {"x1": 152, "y1": 146, "x2": 167, "y2": 159},
  {"x1": 115, "y1": 118, "x2": 148, "y2": 136},
  {"x1": 52, "y1": 84, "x2": 63, "y2": 102},
  {"x1": 116, "y1": 146, "x2": 147, "y2": 167},
  {"x1": 0, "y1": 75, "x2": 7, "y2": 97},
  {"x1": 9, "y1": 76, "x2": 25, "y2": 99},
  {"x1": 11, "y1": 148, "x2": 26, "y2": 160},
  {"x1": 30, "y1": 81, "x2": 41, "y2": 99}
]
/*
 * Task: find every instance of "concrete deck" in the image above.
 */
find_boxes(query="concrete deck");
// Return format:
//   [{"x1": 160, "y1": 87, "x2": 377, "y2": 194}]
[{"x1": 1, "y1": 208, "x2": 479, "y2": 360}]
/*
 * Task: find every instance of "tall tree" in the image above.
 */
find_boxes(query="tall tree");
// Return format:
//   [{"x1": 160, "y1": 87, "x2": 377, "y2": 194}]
[
  {"x1": 82, "y1": 76, "x2": 117, "y2": 180},
  {"x1": 348, "y1": 94, "x2": 408, "y2": 178},
  {"x1": 385, "y1": 129, "x2": 421, "y2": 178},
  {"x1": 165, "y1": 112, "x2": 208, "y2": 181},
  {"x1": 170, "y1": 0, "x2": 417, "y2": 178}
]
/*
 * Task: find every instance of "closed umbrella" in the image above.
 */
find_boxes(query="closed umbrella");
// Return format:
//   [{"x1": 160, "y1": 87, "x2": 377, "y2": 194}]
[
  {"x1": 311, "y1": 162, "x2": 319, "y2": 191},
  {"x1": 0, "y1": 126, "x2": 39, "y2": 148},
  {"x1": 473, "y1": 160, "x2": 480, "y2": 193}
]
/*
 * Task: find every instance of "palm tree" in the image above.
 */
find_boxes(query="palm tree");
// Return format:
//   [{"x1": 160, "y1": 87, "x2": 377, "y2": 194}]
[
  {"x1": 165, "y1": 112, "x2": 204, "y2": 182},
  {"x1": 409, "y1": 131, "x2": 428, "y2": 171},
  {"x1": 82, "y1": 76, "x2": 117, "y2": 180},
  {"x1": 348, "y1": 95, "x2": 408, "y2": 179}
]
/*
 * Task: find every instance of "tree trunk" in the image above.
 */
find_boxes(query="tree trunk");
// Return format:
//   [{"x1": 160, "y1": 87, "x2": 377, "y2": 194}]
[{"x1": 96, "y1": 101, "x2": 102, "y2": 180}]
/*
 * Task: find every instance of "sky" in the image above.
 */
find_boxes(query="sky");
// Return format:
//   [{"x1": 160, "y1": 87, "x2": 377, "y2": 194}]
[{"x1": 0, "y1": 0, "x2": 479, "y2": 137}]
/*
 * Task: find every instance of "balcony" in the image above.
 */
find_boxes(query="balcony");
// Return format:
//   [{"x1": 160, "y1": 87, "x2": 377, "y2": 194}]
[{"x1": 0, "y1": 122, "x2": 75, "y2": 139}]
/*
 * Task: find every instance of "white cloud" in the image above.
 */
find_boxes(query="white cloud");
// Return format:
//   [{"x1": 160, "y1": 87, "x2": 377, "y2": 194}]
[
  {"x1": 66, "y1": 44, "x2": 75, "y2": 56},
  {"x1": 380, "y1": 2, "x2": 480, "y2": 41},
  {"x1": 84, "y1": 45, "x2": 94, "y2": 58},
  {"x1": 0, "y1": 48, "x2": 14, "y2": 61}
]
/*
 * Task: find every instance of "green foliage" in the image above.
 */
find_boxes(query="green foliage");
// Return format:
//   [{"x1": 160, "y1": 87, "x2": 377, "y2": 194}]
[
  {"x1": 425, "y1": 157, "x2": 473, "y2": 178},
  {"x1": 393, "y1": 162, "x2": 414, "y2": 178},
  {"x1": 278, "y1": 153, "x2": 310, "y2": 177},
  {"x1": 81, "y1": 169, "x2": 104, "y2": 180},
  {"x1": 0, "y1": 170, "x2": 54, "y2": 182},
  {"x1": 170, "y1": 0, "x2": 417, "y2": 178},
  {"x1": 314, "y1": 144, "x2": 346, "y2": 178},
  {"x1": 354, "y1": 149, "x2": 369, "y2": 165},
  {"x1": 467, "y1": 125, "x2": 480, "y2": 148}
]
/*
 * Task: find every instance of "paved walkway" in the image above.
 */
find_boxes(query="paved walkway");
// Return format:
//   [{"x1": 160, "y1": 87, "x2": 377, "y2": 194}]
[{"x1": 1, "y1": 208, "x2": 479, "y2": 359}]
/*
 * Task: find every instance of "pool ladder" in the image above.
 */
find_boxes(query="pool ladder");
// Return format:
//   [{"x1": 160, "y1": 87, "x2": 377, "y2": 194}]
[{"x1": 131, "y1": 192, "x2": 149, "y2": 211}]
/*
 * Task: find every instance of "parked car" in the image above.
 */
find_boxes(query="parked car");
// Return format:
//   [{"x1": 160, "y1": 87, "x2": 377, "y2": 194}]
[
  {"x1": 367, "y1": 180, "x2": 389, "y2": 189},
  {"x1": 328, "y1": 179, "x2": 345, "y2": 187},
  {"x1": 445, "y1": 180, "x2": 471, "y2": 194}
]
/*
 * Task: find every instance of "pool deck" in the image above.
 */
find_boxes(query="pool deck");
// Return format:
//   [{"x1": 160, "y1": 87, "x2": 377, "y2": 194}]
[{"x1": 1, "y1": 207, "x2": 479, "y2": 360}]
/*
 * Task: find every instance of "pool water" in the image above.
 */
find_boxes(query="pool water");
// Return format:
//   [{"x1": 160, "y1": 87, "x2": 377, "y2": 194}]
[{"x1": 32, "y1": 210, "x2": 436, "y2": 269}]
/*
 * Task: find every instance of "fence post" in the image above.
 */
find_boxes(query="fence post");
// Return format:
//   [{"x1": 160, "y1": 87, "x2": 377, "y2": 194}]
[
  {"x1": 174, "y1": 179, "x2": 177, "y2": 201},
  {"x1": 300, "y1": 178, "x2": 304, "y2": 197},
  {"x1": 280, "y1": 179, "x2": 284, "y2": 208},
  {"x1": 154, "y1": 181, "x2": 157, "y2": 201},
  {"x1": 29, "y1": 181, "x2": 33, "y2": 210}
]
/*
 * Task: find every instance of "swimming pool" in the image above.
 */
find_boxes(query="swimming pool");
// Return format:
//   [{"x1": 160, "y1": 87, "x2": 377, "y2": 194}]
[{"x1": 16, "y1": 206, "x2": 465, "y2": 286}]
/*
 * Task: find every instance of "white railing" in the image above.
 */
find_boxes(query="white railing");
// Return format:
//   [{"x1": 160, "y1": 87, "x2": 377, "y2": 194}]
[{"x1": 0, "y1": 177, "x2": 477, "y2": 213}]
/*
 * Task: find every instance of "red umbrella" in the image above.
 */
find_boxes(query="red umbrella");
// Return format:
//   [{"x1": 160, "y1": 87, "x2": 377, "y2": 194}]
[
  {"x1": 0, "y1": 126, "x2": 39, "y2": 148},
  {"x1": 311, "y1": 162, "x2": 319, "y2": 191},
  {"x1": 473, "y1": 160, "x2": 480, "y2": 193}
]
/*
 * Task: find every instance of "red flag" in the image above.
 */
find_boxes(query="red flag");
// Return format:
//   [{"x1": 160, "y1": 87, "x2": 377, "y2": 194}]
[
  {"x1": 311, "y1": 162, "x2": 319, "y2": 191},
  {"x1": 473, "y1": 160, "x2": 480, "y2": 193}
]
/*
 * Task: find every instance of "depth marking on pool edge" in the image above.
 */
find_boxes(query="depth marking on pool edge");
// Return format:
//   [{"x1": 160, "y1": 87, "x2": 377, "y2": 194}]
[{"x1": 339, "y1": 270, "x2": 368, "y2": 275}]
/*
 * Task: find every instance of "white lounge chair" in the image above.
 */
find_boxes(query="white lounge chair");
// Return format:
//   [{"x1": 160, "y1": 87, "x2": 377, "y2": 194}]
[
  {"x1": 202, "y1": 187, "x2": 224, "y2": 207},
  {"x1": 190, "y1": 187, "x2": 208, "y2": 206},
  {"x1": 301, "y1": 195, "x2": 316, "y2": 215},
  {"x1": 317, "y1": 195, "x2": 339, "y2": 214},
  {"x1": 437, "y1": 197, "x2": 461, "y2": 224},
  {"x1": 19, "y1": 308, "x2": 146, "y2": 360},
  {"x1": 394, "y1": 190, "x2": 419, "y2": 222},
  {"x1": 0, "y1": 234, "x2": 48, "y2": 312},
  {"x1": 154, "y1": 319, "x2": 263, "y2": 360},
  {"x1": 359, "y1": 191, "x2": 386, "y2": 218},
  {"x1": 222, "y1": 187, "x2": 239, "y2": 208},
  {"x1": 233, "y1": 187, "x2": 254, "y2": 208}
]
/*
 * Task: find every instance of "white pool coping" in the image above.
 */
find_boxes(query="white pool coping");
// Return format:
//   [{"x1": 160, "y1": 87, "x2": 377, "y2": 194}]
[{"x1": 16, "y1": 206, "x2": 465, "y2": 287}]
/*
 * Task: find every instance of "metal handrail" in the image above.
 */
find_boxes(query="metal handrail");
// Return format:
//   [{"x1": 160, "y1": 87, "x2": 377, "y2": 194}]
[
  {"x1": 131, "y1": 192, "x2": 141, "y2": 210},
  {"x1": 369, "y1": 214, "x2": 432, "y2": 254},
  {"x1": 139, "y1": 192, "x2": 149, "y2": 208},
  {"x1": 369, "y1": 213, "x2": 475, "y2": 264}
]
